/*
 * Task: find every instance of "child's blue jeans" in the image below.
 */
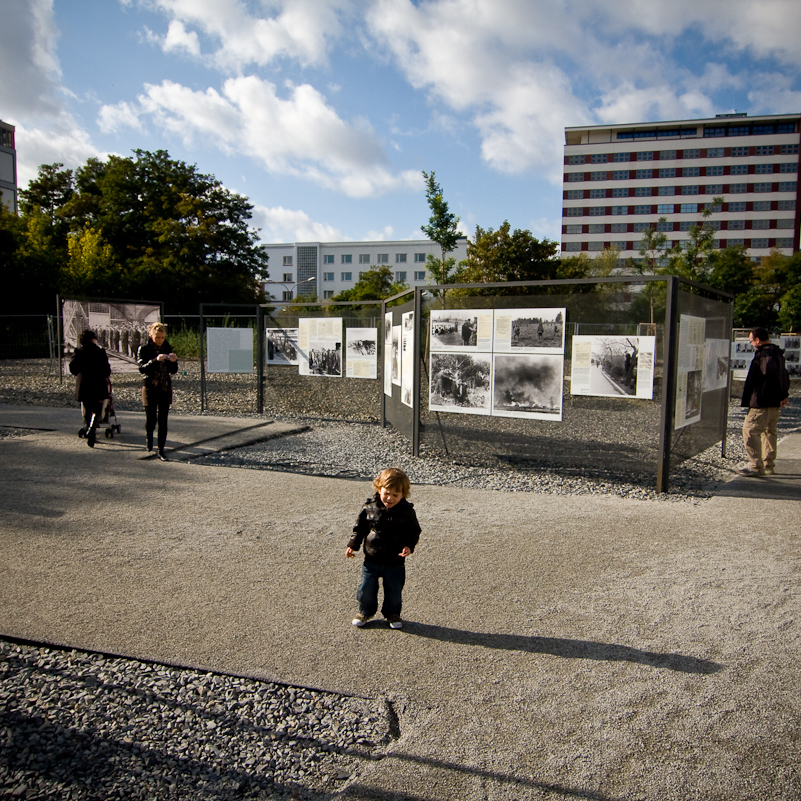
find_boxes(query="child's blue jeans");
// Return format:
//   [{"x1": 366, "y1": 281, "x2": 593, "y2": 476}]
[{"x1": 357, "y1": 560, "x2": 406, "y2": 618}]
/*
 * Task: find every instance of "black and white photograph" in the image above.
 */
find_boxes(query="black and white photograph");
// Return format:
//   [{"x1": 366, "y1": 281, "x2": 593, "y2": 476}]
[
  {"x1": 391, "y1": 325, "x2": 401, "y2": 386},
  {"x1": 428, "y1": 352, "x2": 492, "y2": 415},
  {"x1": 570, "y1": 335, "x2": 654, "y2": 399},
  {"x1": 383, "y1": 312, "x2": 393, "y2": 396},
  {"x1": 494, "y1": 307, "x2": 566, "y2": 353},
  {"x1": 266, "y1": 327, "x2": 299, "y2": 365},
  {"x1": 429, "y1": 309, "x2": 492, "y2": 351},
  {"x1": 730, "y1": 338, "x2": 753, "y2": 380},
  {"x1": 345, "y1": 327, "x2": 378, "y2": 379},
  {"x1": 492, "y1": 353, "x2": 564, "y2": 420},
  {"x1": 298, "y1": 317, "x2": 342, "y2": 377},
  {"x1": 401, "y1": 311, "x2": 415, "y2": 407},
  {"x1": 703, "y1": 338, "x2": 730, "y2": 392}
]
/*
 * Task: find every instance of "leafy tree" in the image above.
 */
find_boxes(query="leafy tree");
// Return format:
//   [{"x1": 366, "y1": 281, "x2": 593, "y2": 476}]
[
  {"x1": 62, "y1": 224, "x2": 117, "y2": 296},
  {"x1": 706, "y1": 245, "x2": 755, "y2": 297},
  {"x1": 664, "y1": 197, "x2": 724, "y2": 283},
  {"x1": 420, "y1": 170, "x2": 461, "y2": 290},
  {"x1": 18, "y1": 162, "x2": 74, "y2": 236},
  {"x1": 331, "y1": 266, "x2": 407, "y2": 302}
]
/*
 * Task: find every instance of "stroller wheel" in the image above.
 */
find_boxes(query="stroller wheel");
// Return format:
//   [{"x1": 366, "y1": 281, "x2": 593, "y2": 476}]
[
  {"x1": 105, "y1": 429, "x2": 114, "y2": 439},
  {"x1": 114, "y1": 424, "x2": 122, "y2": 433},
  {"x1": 78, "y1": 427, "x2": 86, "y2": 438}
]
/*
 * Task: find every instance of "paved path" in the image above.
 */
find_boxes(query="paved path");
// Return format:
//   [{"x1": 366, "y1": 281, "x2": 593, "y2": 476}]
[{"x1": 1, "y1": 404, "x2": 800, "y2": 800}]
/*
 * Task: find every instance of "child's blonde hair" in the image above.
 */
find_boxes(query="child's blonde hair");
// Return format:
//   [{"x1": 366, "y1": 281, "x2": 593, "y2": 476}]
[{"x1": 372, "y1": 467, "x2": 411, "y2": 498}]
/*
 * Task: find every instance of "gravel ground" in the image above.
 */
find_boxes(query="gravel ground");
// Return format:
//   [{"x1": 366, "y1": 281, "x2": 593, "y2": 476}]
[{"x1": 0, "y1": 638, "x2": 393, "y2": 801}]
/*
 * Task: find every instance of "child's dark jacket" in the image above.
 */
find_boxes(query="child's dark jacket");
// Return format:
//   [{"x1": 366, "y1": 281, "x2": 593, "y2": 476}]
[{"x1": 348, "y1": 494, "x2": 421, "y2": 566}]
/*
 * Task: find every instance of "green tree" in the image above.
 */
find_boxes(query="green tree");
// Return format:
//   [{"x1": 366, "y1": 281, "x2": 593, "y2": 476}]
[
  {"x1": 331, "y1": 266, "x2": 407, "y2": 302},
  {"x1": 421, "y1": 170, "x2": 461, "y2": 290},
  {"x1": 18, "y1": 162, "x2": 74, "y2": 235},
  {"x1": 62, "y1": 224, "x2": 118, "y2": 296},
  {"x1": 664, "y1": 197, "x2": 724, "y2": 282}
]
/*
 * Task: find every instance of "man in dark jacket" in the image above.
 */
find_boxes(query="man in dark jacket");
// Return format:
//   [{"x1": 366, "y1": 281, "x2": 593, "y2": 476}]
[{"x1": 739, "y1": 327, "x2": 790, "y2": 476}]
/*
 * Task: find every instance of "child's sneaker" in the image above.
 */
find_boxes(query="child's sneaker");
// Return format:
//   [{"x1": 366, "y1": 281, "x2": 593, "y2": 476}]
[
  {"x1": 387, "y1": 614, "x2": 403, "y2": 629},
  {"x1": 352, "y1": 613, "x2": 371, "y2": 627}
]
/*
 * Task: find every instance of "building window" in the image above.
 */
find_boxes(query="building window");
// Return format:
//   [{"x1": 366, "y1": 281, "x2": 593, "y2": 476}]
[
  {"x1": 728, "y1": 201, "x2": 746, "y2": 212},
  {"x1": 636, "y1": 169, "x2": 652, "y2": 179},
  {"x1": 659, "y1": 168, "x2": 676, "y2": 178},
  {"x1": 727, "y1": 238, "x2": 744, "y2": 246},
  {"x1": 395, "y1": 271, "x2": 407, "y2": 282},
  {"x1": 587, "y1": 241, "x2": 604, "y2": 251},
  {"x1": 730, "y1": 164, "x2": 748, "y2": 175},
  {"x1": 633, "y1": 222, "x2": 650, "y2": 232},
  {"x1": 781, "y1": 144, "x2": 799, "y2": 154},
  {"x1": 376, "y1": 253, "x2": 388, "y2": 263},
  {"x1": 323, "y1": 290, "x2": 334, "y2": 299},
  {"x1": 611, "y1": 223, "x2": 627, "y2": 233},
  {"x1": 658, "y1": 186, "x2": 674, "y2": 196},
  {"x1": 612, "y1": 187, "x2": 628, "y2": 197},
  {"x1": 728, "y1": 220, "x2": 745, "y2": 230},
  {"x1": 657, "y1": 220, "x2": 672, "y2": 232},
  {"x1": 705, "y1": 129, "x2": 726, "y2": 139},
  {"x1": 611, "y1": 206, "x2": 628, "y2": 216},
  {"x1": 681, "y1": 185, "x2": 699, "y2": 195},
  {"x1": 611, "y1": 241, "x2": 628, "y2": 249},
  {"x1": 634, "y1": 205, "x2": 651, "y2": 214},
  {"x1": 359, "y1": 254, "x2": 371, "y2": 264},
  {"x1": 282, "y1": 291, "x2": 292, "y2": 301},
  {"x1": 590, "y1": 188, "x2": 606, "y2": 198},
  {"x1": 683, "y1": 148, "x2": 701, "y2": 159},
  {"x1": 395, "y1": 253, "x2": 407, "y2": 263},
  {"x1": 754, "y1": 164, "x2": 772, "y2": 174},
  {"x1": 565, "y1": 207, "x2": 583, "y2": 217},
  {"x1": 591, "y1": 154, "x2": 607, "y2": 163},
  {"x1": 564, "y1": 242, "x2": 582, "y2": 251},
  {"x1": 414, "y1": 270, "x2": 426, "y2": 280},
  {"x1": 776, "y1": 238, "x2": 794, "y2": 248},
  {"x1": 780, "y1": 162, "x2": 798, "y2": 173},
  {"x1": 568, "y1": 172, "x2": 584, "y2": 182},
  {"x1": 751, "y1": 238, "x2": 769, "y2": 248},
  {"x1": 566, "y1": 189, "x2": 583, "y2": 199},
  {"x1": 588, "y1": 224, "x2": 605, "y2": 233},
  {"x1": 323, "y1": 272, "x2": 334, "y2": 281},
  {"x1": 282, "y1": 255, "x2": 293, "y2": 266},
  {"x1": 679, "y1": 221, "x2": 693, "y2": 232},
  {"x1": 729, "y1": 125, "x2": 750, "y2": 136},
  {"x1": 414, "y1": 253, "x2": 426, "y2": 262},
  {"x1": 754, "y1": 182, "x2": 773, "y2": 192},
  {"x1": 728, "y1": 183, "x2": 747, "y2": 194},
  {"x1": 779, "y1": 182, "x2": 797, "y2": 192},
  {"x1": 612, "y1": 170, "x2": 629, "y2": 180},
  {"x1": 568, "y1": 155, "x2": 585, "y2": 164},
  {"x1": 756, "y1": 145, "x2": 774, "y2": 156},
  {"x1": 341, "y1": 272, "x2": 352, "y2": 281},
  {"x1": 282, "y1": 272, "x2": 293, "y2": 282},
  {"x1": 341, "y1": 254, "x2": 352, "y2": 264},
  {"x1": 682, "y1": 166, "x2": 700, "y2": 177},
  {"x1": 660, "y1": 150, "x2": 677, "y2": 160},
  {"x1": 707, "y1": 165, "x2": 725, "y2": 176},
  {"x1": 323, "y1": 254, "x2": 335, "y2": 264},
  {"x1": 779, "y1": 200, "x2": 796, "y2": 210},
  {"x1": 706, "y1": 147, "x2": 725, "y2": 157},
  {"x1": 752, "y1": 219, "x2": 770, "y2": 230},
  {"x1": 731, "y1": 146, "x2": 750, "y2": 157},
  {"x1": 681, "y1": 203, "x2": 698, "y2": 213},
  {"x1": 777, "y1": 218, "x2": 794, "y2": 228},
  {"x1": 613, "y1": 152, "x2": 630, "y2": 162},
  {"x1": 657, "y1": 204, "x2": 674, "y2": 214},
  {"x1": 753, "y1": 201, "x2": 771, "y2": 211},
  {"x1": 589, "y1": 206, "x2": 606, "y2": 216},
  {"x1": 634, "y1": 187, "x2": 651, "y2": 197},
  {"x1": 565, "y1": 224, "x2": 583, "y2": 234},
  {"x1": 636, "y1": 151, "x2": 653, "y2": 161},
  {"x1": 590, "y1": 171, "x2": 607, "y2": 181},
  {"x1": 705, "y1": 184, "x2": 723, "y2": 194}
]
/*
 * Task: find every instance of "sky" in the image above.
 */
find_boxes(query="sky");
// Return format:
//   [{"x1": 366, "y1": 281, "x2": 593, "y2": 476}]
[{"x1": 3, "y1": 0, "x2": 801, "y2": 248}]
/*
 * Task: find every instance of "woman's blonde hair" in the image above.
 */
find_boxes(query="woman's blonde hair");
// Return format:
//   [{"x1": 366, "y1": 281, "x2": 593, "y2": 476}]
[
  {"x1": 372, "y1": 467, "x2": 411, "y2": 498},
  {"x1": 148, "y1": 322, "x2": 167, "y2": 338}
]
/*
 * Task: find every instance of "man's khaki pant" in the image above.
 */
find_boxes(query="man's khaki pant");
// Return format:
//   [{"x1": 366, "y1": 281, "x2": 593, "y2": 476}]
[{"x1": 742, "y1": 407, "x2": 781, "y2": 471}]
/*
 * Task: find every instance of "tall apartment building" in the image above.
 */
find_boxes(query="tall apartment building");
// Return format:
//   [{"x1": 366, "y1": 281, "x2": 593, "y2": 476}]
[
  {"x1": 561, "y1": 113, "x2": 800, "y2": 263},
  {"x1": 0, "y1": 119, "x2": 17, "y2": 213},
  {"x1": 262, "y1": 238, "x2": 469, "y2": 300}
]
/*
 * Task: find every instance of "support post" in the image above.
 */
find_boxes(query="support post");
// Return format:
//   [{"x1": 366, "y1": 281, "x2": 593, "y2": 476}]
[{"x1": 656, "y1": 277, "x2": 679, "y2": 493}]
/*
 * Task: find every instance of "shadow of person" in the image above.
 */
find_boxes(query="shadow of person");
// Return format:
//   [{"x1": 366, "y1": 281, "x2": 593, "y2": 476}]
[{"x1": 403, "y1": 622, "x2": 722, "y2": 675}]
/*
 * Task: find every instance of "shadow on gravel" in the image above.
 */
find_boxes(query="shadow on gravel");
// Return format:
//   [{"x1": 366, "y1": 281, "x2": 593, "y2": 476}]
[{"x1": 402, "y1": 623, "x2": 723, "y2": 675}]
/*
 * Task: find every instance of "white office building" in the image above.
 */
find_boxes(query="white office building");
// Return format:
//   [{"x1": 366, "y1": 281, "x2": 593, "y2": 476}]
[
  {"x1": 262, "y1": 238, "x2": 469, "y2": 300},
  {"x1": 562, "y1": 112, "x2": 800, "y2": 262},
  {"x1": 0, "y1": 119, "x2": 17, "y2": 213}
]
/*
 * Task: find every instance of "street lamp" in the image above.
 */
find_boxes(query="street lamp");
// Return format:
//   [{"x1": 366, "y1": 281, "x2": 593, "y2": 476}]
[{"x1": 263, "y1": 275, "x2": 316, "y2": 301}]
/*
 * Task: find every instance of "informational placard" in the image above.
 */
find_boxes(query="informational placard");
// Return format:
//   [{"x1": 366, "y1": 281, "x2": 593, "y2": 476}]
[
  {"x1": 391, "y1": 325, "x2": 401, "y2": 386},
  {"x1": 570, "y1": 335, "x2": 655, "y2": 399},
  {"x1": 266, "y1": 328, "x2": 299, "y2": 365},
  {"x1": 429, "y1": 352, "x2": 492, "y2": 415},
  {"x1": 492, "y1": 353, "x2": 564, "y2": 419},
  {"x1": 207, "y1": 327, "x2": 254, "y2": 373},
  {"x1": 401, "y1": 311, "x2": 415, "y2": 407},
  {"x1": 383, "y1": 312, "x2": 393, "y2": 396},
  {"x1": 730, "y1": 338, "x2": 754, "y2": 380},
  {"x1": 345, "y1": 327, "x2": 378, "y2": 379},
  {"x1": 703, "y1": 338, "x2": 730, "y2": 392},
  {"x1": 298, "y1": 317, "x2": 342, "y2": 377},
  {"x1": 493, "y1": 308, "x2": 566, "y2": 353},
  {"x1": 675, "y1": 315, "x2": 706, "y2": 429},
  {"x1": 781, "y1": 334, "x2": 801, "y2": 377},
  {"x1": 430, "y1": 309, "x2": 493, "y2": 352}
]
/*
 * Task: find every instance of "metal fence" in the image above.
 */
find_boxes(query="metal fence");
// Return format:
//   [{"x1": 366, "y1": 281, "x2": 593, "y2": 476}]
[{"x1": 0, "y1": 315, "x2": 57, "y2": 363}]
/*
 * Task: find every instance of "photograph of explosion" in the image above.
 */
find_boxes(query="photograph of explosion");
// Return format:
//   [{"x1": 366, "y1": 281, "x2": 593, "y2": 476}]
[
  {"x1": 428, "y1": 352, "x2": 492, "y2": 415},
  {"x1": 491, "y1": 353, "x2": 564, "y2": 420}
]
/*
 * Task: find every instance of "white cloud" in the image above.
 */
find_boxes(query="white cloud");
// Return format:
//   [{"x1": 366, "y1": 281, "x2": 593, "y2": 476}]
[
  {"x1": 103, "y1": 75, "x2": 423, "y2": 197},
  {"x1": 251, "y1": 204, "x2": 343, "y2": 243},
  {"x1": 163, "y1": 19, "x2": 201, "y2": 56}
]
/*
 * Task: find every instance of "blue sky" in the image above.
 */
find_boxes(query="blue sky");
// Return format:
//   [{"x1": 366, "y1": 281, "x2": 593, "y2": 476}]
[{"x1": 3, "y1": 0, "x2": 801, "y2": 247}]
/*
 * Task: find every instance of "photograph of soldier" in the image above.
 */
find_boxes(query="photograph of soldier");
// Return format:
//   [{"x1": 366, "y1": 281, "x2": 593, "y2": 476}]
[
  {"x1": 494, "y1": 307, "x2": 566, "y2": 354},
  {"x1": 266, "y1": 328, "x2": 299, "y2": 364},
  {"x1": 492, "y1": 353, "x2": 564, "y2": 420},
  {"x1": 307, "y1": 343, "x2": 342, "y2": 376},
  {"x1": 430, "y1": 310, "x2": 482, "y2": 351},
  {"x1": 428, "y1": 352, "x2": 492, "y2": 415}
]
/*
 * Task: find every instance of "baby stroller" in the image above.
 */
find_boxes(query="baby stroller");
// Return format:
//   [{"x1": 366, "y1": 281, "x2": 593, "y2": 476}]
[{"x1": 78, "y1": 377, "x2": 122, "y2": 440}]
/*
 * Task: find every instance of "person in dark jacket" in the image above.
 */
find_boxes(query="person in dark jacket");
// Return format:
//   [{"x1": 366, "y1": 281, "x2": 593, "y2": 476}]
[
  {"x1": 346, "y1": 467, "x2": 421, "y2": 629},
  {"x1": 739, "y1": 327, "x2": 790, "y2": 476},
  {"x1": 69, "y1": 330, "x2": 111, "y2": 448},
  {"x1": 137, "y1": 322, "x2": 178, "y2": 462}
]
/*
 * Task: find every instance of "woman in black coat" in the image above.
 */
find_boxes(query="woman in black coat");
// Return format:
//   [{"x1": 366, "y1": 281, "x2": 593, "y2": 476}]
[
  {"x1": 69, "y1": 330, "x2": 111, "y2": 448},
  {"x1": 137, "y1": 322, "x2": 178, "y2": 461}
]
